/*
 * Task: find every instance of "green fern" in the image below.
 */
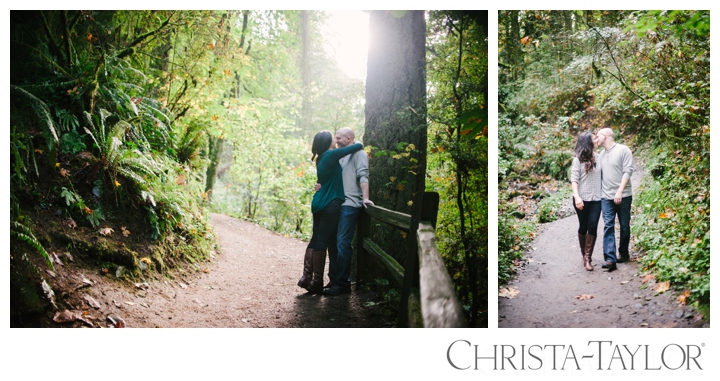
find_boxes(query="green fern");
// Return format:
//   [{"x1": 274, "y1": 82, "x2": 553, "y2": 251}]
[
  {"x1": 10, "y1": 85, "x2": 59, "y2": 151},
  {"x1": 11, "y1": 221, "x2": 54, "y2": 270}
]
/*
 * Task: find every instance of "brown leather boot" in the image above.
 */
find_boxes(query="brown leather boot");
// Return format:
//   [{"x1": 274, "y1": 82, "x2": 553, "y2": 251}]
[
  {"x1": 297, "y1": 247, "x2": 314, "y2": 290},
  {"x1": 578, "y1": 233, "x2": 587, "y2": 267},
  {"x1": 583, "y1": 234, "x2": 596, "y2": 271},
  {"x1": 307, "y1": 250, "x2": 326, "y2": 294}
]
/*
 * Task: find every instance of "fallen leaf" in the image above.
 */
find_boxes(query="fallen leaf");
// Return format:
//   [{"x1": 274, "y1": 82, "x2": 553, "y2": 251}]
[
  {"x1": 124, "y1": 301, "x2": 135, "y2": 306},
  {"x1": 203, "y1": 268, "x2": 210, "y2": 273},
  {"x1": 135, "y1": 282, "x2": 149, "y2": 290},
  {"x1": 678, "y1": 289, "x2": 691, "y2": 305},
  {"x1": 59, "y1": 168, "x2": 70, "y2": 177},
  {"x1": 640, "y1": 322, "x2": 649, "y2": 327},
  {"x1": 66, "y1": 218, "x2": 77, "y2": 229},
  {"x1": 107, "y1": 314, "x2": 125, "y2": 328},
  {"x1": 140, "y1": 257, "x2": 152, "y2": 265},
  {"x1": 641, "y1": 274, "x2": 656, "y2": 283},
  {"x1": 84, "y1": 295, "x2": 101, "y2": 309},
  {"x1": 179, "y1": 282, "x2": 188, "y2": 289},
  {"x1": 499, "y1": 287, "x2": 520, "y2": 299},
  {"x1": 98, "y1": 227, "x2": 114, "y2": 236},
  {"x1": 575, "y1": 294, "x2": 594, "y2": 301},
  {"x1": 76, "y1": 151, "x2": 93, "y2": 160},
  {"x1": 620, "y1": 280, "x2": 630, "y2": 285},
  {"x1": 654, "y1": 281, "x2": 670, "y2": 294},
  {"x1": 121, "y1": 226, "x2": 131, "y2": 237},
  {"x1": 53, "y1": 310, "x2": 78, "y2": 323}
]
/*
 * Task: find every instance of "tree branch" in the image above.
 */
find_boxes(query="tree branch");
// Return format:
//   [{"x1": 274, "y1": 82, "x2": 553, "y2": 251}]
[{"x1": 117, "y1": 13, "x2": 173, "y2": 59}]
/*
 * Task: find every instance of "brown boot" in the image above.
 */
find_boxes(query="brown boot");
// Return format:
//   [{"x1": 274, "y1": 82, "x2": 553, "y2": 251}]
[
  {"x1": 583, "y1": 234, "x2": 596, "y2": 271},
  {"x1": 307, "y1": 250, "x2": 326, "y2": 294},
  {"x1": 297, "y1": 247, "x2": 314, "y2": 290},
  {"x1": 578, "y1": 233, "x2": 587, "y2": 268}
]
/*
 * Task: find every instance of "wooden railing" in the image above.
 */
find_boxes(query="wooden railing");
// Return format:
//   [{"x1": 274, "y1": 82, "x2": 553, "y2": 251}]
[{"x1": 356, "y1": 191, "x2": 467, "y2": 328}]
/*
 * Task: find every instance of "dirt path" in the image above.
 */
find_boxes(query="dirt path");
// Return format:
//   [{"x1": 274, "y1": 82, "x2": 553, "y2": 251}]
[
  {"x1": 52, "y1": 213, "x2": 390, "y2": 328},
  {"x1": 498, "y1": 165, "x2": 708, "y2": 328}
]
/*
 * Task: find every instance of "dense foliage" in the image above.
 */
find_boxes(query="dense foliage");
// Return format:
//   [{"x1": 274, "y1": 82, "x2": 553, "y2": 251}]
[
  {"x1": 9, "y1": 11, "x2": 363, "y2": 322},
  {"x1": 498, "y1": 10, "x2": 709, "y2": 314},
  {"x1": 426, "y1": 11, "x2": 488, "y2": 327}
]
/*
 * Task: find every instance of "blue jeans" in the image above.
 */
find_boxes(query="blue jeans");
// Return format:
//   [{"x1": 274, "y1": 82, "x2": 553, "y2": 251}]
[
  {"x1": 327, "y1": 205, "x2": 361, "y2": 288},
  {"x1": 601, "y1": 196, "x2": 632, "y2": 263}
]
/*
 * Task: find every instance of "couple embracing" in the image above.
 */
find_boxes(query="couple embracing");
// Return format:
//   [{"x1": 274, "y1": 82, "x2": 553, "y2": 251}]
[
  {"x1": 297, "y1": 127, "x2": 374, "y2": 295},
  {"x1": 571, "y1": 128, "x2": 634, "y2": 272}
]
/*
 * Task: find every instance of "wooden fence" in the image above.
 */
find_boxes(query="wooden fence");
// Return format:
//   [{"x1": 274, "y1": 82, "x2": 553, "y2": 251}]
[{"x1": 356, "y1": 191, "x2": 467, "y2": 328}]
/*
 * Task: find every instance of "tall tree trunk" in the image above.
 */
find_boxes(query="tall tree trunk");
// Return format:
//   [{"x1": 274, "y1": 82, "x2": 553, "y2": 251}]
[
  {"x1": 299, "y1": 10, "x2": 313, "y2": 134},
  {"x1": 364, "y1": 10, "x2": 427, "y2": 326},
  {"x1": 204, "y1": 137, "x2": 224, "y2": 199},
  {"x1": 510, "y1": 11, "x2": 519, "y2": 81}
]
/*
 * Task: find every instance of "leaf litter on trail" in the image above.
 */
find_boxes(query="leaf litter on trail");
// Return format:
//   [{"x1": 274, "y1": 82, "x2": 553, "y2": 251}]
[
  {"x1": 575, "y1": 294, "x2": 594, "y2": 301},
  {"x1": 678, "y1": 289, "x2": 691, "y2": 305},
  {"x1": 499, "y1": 287, "x2": 519, "y2": 299},
  {"x1": 654, "y1": 281, "x2": 671, "y2": 294},
  {"x1": 641, "y1": 274, "x2": 656, "y2": 283}
]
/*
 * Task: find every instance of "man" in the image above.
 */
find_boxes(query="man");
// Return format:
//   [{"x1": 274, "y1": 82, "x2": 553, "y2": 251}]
[
  {"x1": 595, "y1": 127, "x2": 634, "y2": 271},
  {"x1": 315, "y1": 127, "x2": 373, "y2": 295}
]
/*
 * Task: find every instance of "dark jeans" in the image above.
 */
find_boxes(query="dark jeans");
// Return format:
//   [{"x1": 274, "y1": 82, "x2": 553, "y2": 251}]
[
  {"x1": 601, "y1": 196, "x2": 632, "y2": 263},
  {"x1": 573, "y1": 197, "x2": 601, "y2": 236},
  {"x1": 308, "y1": 198, "x2": 342, "y2": 252},
  {"x1": 328, "y1": 205, "x2": 361, "y2": 288}
]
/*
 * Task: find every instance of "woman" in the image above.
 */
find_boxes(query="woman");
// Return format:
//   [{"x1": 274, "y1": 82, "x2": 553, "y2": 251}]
[
  {"x1": 297, "y1": 130, "x2": 363, "y2": 293},
  {"x1": 570, "y1": 131, "x2": 602, "y2": 271}
]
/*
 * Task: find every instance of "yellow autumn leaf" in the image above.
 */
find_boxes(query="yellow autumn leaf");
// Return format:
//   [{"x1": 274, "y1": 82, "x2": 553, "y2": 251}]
[
  {"x1": 499, "y1": 287, "x2": 519, "y2": 299},
  {"x1": 655, "y1": 281, "x2": 671, "y2": 294},
  {"x1": 407, "y1": 200, "x2": 413, "y2": 206},
  {"x1": 389, "y1": 176, "x2": 396, "y2": 182},
  {"x1": 397, "y1": 184, "x2": 405, "y2": 191},
  {"x1": 140, "y1": 257, "x2": 152, "y2": 264},
  {"x1": 114, "y1": 180, "x2": 121, "y2": 187},
  {"x1": 98, "y1": 227, "x2": 114, "y2": 236},
  {"x1": 678, "y1": 289, "x2": 691, "y2": 305},
  {"x1": 658, "y1": 213, "x2": 668, "y2": 219},
  {"x1": 641, "y1": 274, "x2": 655, "y2": 283}
]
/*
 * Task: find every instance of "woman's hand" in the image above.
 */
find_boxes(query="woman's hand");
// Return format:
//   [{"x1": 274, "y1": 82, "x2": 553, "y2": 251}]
[{"x1": 574, "y1": 196, "x2": 584, "y2": 210}]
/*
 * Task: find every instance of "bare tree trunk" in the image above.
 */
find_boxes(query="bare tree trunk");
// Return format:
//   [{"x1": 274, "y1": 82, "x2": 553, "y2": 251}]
[{"x1": 364, "y1": 10, "x2": 427, "y2": 326}]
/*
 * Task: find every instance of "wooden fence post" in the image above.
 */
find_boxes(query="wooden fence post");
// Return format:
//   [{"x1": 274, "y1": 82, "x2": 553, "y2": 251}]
[
  {"x1": 356, "y1": 208, "x2": 371, "y2": 284},
  {"x1": 399, "y1": 191, "x2": 424, "y2": 327}
]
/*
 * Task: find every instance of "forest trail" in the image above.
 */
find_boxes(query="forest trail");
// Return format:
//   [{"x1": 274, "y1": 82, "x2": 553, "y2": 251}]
[
  {"x1": 498, "y1": 164, "x2": 707, "y2": 328},
  {"x1": 56, "y1": 213, "x2": 389, "y2": 328}
]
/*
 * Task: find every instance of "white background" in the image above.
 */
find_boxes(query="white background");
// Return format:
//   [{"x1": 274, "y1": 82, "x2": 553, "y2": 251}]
[{"x1": 3, "y1": 1, "x2": 717, "y2": 380}]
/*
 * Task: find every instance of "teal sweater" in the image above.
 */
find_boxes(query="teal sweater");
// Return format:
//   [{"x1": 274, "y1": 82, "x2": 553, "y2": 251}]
[{"x1": 311, "y1": 143, "x2": 364, "y2": 213}]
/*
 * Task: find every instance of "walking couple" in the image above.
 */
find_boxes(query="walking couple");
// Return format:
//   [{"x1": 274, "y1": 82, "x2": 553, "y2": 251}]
[
  {"x1": 297, "y1": 127, "x2": 373, "y2": 295},
  {"x1": 571, "y1": 127, "x2": 634, "y2": 272}
]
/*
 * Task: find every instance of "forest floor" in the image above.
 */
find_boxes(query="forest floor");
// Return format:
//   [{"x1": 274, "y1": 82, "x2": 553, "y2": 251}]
[
  {"x1": 26, "y1": 213, "x2": 393, "y2": 328},
  {"x1": 498, "y1": 163, "x2": 709, "y2": 328}
]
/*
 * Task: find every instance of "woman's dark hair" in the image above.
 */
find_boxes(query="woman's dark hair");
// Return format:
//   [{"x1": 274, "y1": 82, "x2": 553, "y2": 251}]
[
  {"x1": 575, "y1": 131, "x2": 595, "y2": 173},
  {"x1": 311, "y1": 130, "x2": 333, "y2": 162}
]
